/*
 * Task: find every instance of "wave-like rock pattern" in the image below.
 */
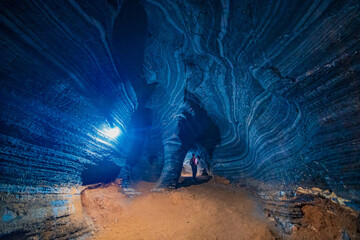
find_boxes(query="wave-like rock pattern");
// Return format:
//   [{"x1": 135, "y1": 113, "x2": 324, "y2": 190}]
[
  {"x1": 143, "y1": 0, "x2": 360, "y2": 205},
  {"x1": 0, "y1": 0, "x2": 139, "y2": 237},
  {"x1": 1, "y1": 0, "x2": 360, "y2": 237}
]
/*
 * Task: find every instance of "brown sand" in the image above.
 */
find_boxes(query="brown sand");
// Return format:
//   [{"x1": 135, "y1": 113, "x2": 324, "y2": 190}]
[
  {"x1": 81, "y1": 177, "x2": 360, "y2": 240},
  {"x1": 82, "y1": 177, "x2": 277, "y2": 240},
  {"x1": 288, "y1": 197, "x2": 360, "y2": 240}
]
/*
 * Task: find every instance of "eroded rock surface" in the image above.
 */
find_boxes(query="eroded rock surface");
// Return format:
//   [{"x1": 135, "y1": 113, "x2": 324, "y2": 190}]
[{"x1": 1, "y1": 0, "x2": 360, "y2": 238}]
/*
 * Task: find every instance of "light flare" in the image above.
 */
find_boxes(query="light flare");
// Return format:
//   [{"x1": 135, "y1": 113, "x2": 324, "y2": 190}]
[{"x1": 101, "y1": 126, "x2": 121, "y2": 139}]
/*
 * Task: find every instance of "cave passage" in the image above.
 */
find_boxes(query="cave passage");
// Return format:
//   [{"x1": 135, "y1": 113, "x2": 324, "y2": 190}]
[
  {"x1": 181, "y1": 149, "x2": 208, "y2": 176},
  {"x1": 1, "y1": 0, "x2": 360, "y2": 239},
  {"x1": 177, "y1": 150, "x2": 211, "y2": 188},
  {"x1": 180, "y1": 152, "x2": 194, "y2": 178}
]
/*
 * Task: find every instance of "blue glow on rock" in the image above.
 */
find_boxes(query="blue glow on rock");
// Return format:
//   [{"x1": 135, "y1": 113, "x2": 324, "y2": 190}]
[{"x1": 102, "y1": 126, "x2": 121, "y2": 139}]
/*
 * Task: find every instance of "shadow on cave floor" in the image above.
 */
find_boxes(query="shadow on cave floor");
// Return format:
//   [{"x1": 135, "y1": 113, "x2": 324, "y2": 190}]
[{"x1": 176, "y1": 176, "x2": 211, "y2": 188}]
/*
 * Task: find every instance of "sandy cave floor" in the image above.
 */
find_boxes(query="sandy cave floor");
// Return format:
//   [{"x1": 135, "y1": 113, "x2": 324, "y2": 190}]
[
  {"x1": 81, "y1": 176, "x2": 277, "y2": 240},
  {"x1": 81, "y1": 176, "x2": 359, "y2": 240}
]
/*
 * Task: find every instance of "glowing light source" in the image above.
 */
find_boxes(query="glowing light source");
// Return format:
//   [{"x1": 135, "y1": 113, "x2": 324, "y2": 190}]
[{"x1": 102, "y1": 126, "x2": 121, "y2": 139}]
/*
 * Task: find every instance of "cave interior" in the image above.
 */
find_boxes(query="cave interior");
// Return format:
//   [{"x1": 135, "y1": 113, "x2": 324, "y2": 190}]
[{"x1": 1, "y1": 0, "x2": 360, "y2": 239}]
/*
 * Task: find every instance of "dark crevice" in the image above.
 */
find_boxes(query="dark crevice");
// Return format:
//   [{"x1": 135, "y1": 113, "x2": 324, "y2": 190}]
[
  {"x1": 180, "y1": 90, "x2": 221, "y2": 160},
  {"x1": 112, "y1": 0, "x2": 156, "y2": 105},
  {"x1": 81, "y1": 158, "x2": 121, "y2": 185}
]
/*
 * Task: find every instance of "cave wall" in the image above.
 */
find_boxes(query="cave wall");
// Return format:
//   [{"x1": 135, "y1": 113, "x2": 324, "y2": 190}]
[
  {"x1": 0, "y1": 0, "x2": 360, "y2": 238},
  {"x1": 143, "y1": 0, "x2": 360, "y2": 206},
  {"x1": 0, "y1": 0, "x2": 140, "y2": 238}
]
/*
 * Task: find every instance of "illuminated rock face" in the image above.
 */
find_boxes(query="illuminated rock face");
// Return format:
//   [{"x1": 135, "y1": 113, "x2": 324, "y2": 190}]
[
  {"x1": 1, "y1": 0, "x2": 360, "y2": 237},
  {"x1": 0, "y1": 0, "x2": 138, "y2": 238},
  {"x1": 143, "y1": 0, "x2": 360, "y2": 201}
]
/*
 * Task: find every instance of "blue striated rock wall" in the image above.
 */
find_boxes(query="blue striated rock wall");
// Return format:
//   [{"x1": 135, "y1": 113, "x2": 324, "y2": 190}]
[
  {"x1": 0, "y1": 0, "x2": 139, "y2": 238},
  {"x1": 143, "y1": 0, "x2": 360, "y2": 206},
  {"x1": 1, "y1": 0, "x2": 360, "y2": 237}
]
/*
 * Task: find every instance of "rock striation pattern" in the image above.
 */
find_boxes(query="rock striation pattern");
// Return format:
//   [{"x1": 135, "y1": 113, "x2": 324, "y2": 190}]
[
  {"x1": 143, "y1": 0, "x2": 360, "y2": 204},
  {"x1": 0, "y1": 0, "x2": 360, "y2": 238},
  {"x1": 0, "y1": 0, "x2": 138, "y2": 238}
]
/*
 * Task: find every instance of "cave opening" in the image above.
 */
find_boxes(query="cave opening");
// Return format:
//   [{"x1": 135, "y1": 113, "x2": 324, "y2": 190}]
[
  {"x1": 178, "y1": 147, "x2": 211, "y2": 188},
  {"x1": 180, "y1": 144, "x2": 210, "y2": 178},
  {"x1": 81, "y1": 159, "x2": 121, "y2": 186},
  {"x1": 180, "y1": 151, "x2": 198, "y2": 178}
]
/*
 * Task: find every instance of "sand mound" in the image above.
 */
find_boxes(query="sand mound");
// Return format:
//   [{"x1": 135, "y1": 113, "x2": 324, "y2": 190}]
[
  {"x1": 289, "y1": 197, "x2": 360, "y2": 240},
  {"x1": 82, "y1": 178, "x2": 276, "y2": 240},
  {"x1": 81, "y1": 178, "x2": 359, "y2": 240},
  {"x1": 81, "y1": 183, "x2": 129, "y2": 229}
]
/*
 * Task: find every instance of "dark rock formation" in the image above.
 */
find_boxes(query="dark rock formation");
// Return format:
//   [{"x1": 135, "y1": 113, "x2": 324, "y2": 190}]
[{"x1": 1, "y1": 0, "x2": 359, "y2": 238}]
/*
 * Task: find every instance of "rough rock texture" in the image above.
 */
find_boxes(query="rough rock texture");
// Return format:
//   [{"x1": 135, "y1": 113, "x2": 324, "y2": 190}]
[
  {"x1": 0, "y1": 0, "x2": 138, "y2": 238},
  {"x1": 143, "y1": 0, "x2": 360, "y2": 199},
  {"x1": 1, "y1": 0, "x2": 360, "y2": 238}
]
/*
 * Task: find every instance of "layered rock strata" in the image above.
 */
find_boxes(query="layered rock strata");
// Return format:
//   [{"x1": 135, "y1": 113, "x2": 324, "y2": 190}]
[{"x1": 1, "y1": 0, "x2": 360, "y2": 238}]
